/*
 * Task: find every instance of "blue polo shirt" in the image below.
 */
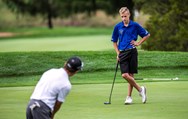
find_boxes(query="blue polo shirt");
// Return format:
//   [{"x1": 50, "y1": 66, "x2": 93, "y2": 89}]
[{"x1": 111, "y1": 20, "x2": 149, "y2": 50}]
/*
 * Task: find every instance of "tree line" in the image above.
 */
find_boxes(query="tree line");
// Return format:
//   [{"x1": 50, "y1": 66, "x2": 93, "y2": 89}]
[
  {"x1": 135, "y1": 0, "x2": 188, "y2": 51},
  {"x1": 2, "y1": 0, "x2": 188, "y2": 51},
  {"x1": 2, "y1": 0, "x2": 134, "y2": 29}
]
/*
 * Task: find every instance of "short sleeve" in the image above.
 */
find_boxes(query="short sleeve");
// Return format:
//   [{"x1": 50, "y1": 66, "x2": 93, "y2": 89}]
[
  {"x1": 57, "y1": 85, "x2": 71, "y2": 102},
  {"x1": 137, "y1": 24, "x2": 149, "y2": 38},
  {"x1": 111, "y1": 25, "x2": 119, "y2": 42}
]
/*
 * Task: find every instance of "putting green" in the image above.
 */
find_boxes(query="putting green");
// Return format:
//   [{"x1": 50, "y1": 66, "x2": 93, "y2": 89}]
[
  {"x1": 0, "y1": 81, "x2": 187, "y2": 119},
  {"x1": 0, "y1": 35, "x2": 112, "y2": 52}
]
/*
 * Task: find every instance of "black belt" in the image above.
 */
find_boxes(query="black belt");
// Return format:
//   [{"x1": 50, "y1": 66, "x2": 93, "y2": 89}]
[{"x1": 120, "y1": 47, "x2": 136, "y2": 52}]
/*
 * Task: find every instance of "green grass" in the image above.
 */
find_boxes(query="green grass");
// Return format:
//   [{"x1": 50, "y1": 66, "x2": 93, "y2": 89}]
[
  {"x1": 0, "y1": 51, "x2": 187, "y2": 87},
  {"x1": 0, "y1": 27, "x2": 187, "y2": 119},
  {"x1": 0, "y1": 35, "x2": 112, "y2": 52},
  {"x1": 0, "y1": 81, "x2": 188, "y2": 119},
  {"x1": 0, "y1": 26, "x2": 112, "y2": 38}
]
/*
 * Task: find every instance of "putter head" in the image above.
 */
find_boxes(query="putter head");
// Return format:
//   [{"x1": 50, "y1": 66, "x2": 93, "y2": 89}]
[{"x1": 104, "y1": 102, "x2": 111, "y2": 105}]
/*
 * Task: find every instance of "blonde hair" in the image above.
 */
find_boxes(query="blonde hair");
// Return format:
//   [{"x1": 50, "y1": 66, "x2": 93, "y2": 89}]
[{"x1": 119, "y1": 7, "x2": 130, "y2": 14}]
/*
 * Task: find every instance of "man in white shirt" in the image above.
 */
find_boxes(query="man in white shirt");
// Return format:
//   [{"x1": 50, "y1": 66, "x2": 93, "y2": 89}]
[{"x1": 26, "y1": 56, "x2": 83, "y2": 119}]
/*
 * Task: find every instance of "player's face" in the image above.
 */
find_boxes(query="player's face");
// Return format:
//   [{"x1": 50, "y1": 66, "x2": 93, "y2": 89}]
[{"x1": 120, "y1": 12, "x2": 130, "y2": 24}]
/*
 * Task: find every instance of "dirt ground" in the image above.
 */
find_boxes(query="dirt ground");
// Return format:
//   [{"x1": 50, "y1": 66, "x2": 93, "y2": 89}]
[{"x1": 0, "y1": 32, "x2": 14, "y2": 37}]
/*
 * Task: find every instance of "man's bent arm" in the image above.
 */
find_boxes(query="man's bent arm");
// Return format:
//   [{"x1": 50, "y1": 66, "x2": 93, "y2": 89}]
[{"x1": 52, "y1": 101, "x2": 62, "y2": 119}]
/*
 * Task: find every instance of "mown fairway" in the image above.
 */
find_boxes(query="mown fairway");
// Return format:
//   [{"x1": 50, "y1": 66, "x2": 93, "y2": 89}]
[
  {"x1": 0, "y1": 35, "x2": 112, "y2": 52},
  {"x1": 0, "y1": 27, "x2": 188, "y2": 119},
  {"x1": 0, "y1": 81, "x2": 188, "y2": 119}
]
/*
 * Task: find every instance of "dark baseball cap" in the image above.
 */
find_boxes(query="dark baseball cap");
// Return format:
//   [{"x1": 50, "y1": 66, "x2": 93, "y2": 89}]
[{"x1": 66, "y1": 56, "x2": 83, "y2": 72}]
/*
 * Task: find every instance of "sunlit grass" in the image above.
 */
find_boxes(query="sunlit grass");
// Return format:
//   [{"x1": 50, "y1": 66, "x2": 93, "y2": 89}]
[
  {"x1": 0, "y1": 82, "x2": 188, "y2": 119},
  {"x1": 0, "y1": 35, "x2": 112, "y2": 52}
]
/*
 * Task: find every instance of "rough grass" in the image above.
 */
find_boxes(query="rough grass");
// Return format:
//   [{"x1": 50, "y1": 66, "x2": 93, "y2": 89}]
[
  {"x1": 0, "y1": 51, "x2": 187, "y2": 87},
  {"x1": 1, "y1": 51, "x2": 187, "y2": 77}
]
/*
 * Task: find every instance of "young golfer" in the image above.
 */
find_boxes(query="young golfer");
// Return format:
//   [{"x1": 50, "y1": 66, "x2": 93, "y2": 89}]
[
  {"x1": 26, "y1": 56, "x2": 83, "y2": 119},
  {"x1": 111, "y1": 7, "x2": 150, "y2": 104}
]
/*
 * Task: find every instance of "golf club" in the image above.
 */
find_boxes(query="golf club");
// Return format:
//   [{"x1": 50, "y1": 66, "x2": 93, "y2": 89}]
[{"x1": 104, "y1": 61, "x2": 119, "y2": 105}]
